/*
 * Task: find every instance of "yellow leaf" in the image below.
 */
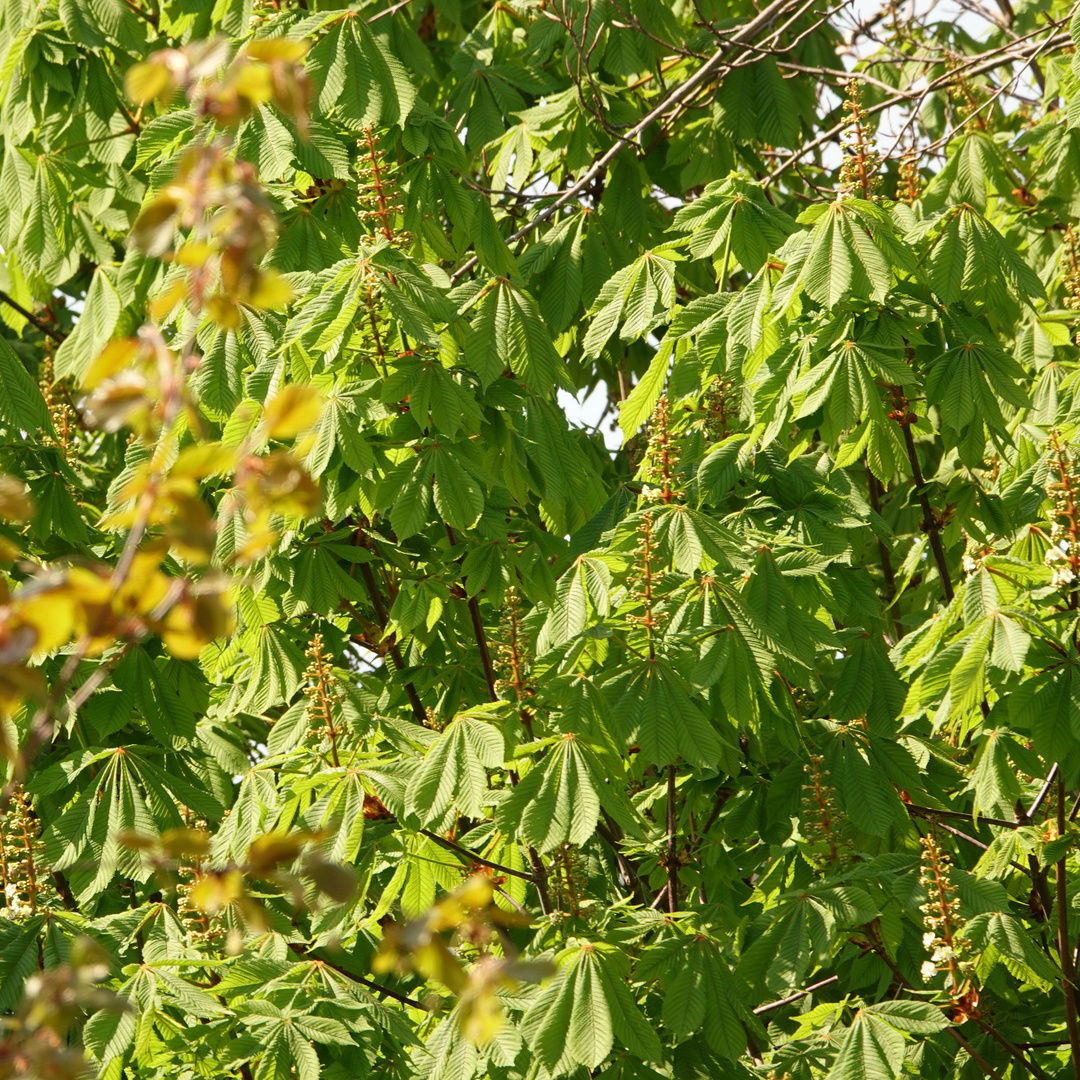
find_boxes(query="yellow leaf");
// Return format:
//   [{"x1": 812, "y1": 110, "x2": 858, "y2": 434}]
[
  {"x1": 247, "y1": 830, "x2": 309, "y2": 875},
  {"x1": 160, "y1": 592, "x2": 235, "y2": 658},
  {"x1": 160, "y1": 828, "x2": 211, "y2": 857},
  {"x1": 206, "y1": 294, "x2": 242, "y2": 330},
  {"x1": 414, "y1": 939, "x2": 468, "y2": 994},
  {"x1": 83, "y1": 339, "x2": 140, "y2": 390},
  {"x1": 172, "y1": 442, "x2": 238, "y2": 479},
  {"x1": 460, "y1": 984, "x2": 504, "y2": 1046},
  {"x1": 15, "y1": 588, "x2": 78, "y2": 653},
  {"x1": 246, "y1": 39, "x2": 309, "y2": 62},
  {"x1": 248, "y1": 269, "x2": 293, "y2": 311},
  {"x1": 262, "y1": 385, "x2": 322, "y2": 439},
  {"x1": 303, "y1": 854, "x2": 357, "y2": 903},
  {"x1": 173, "y1": 241, "x2": 215, "y2": 267},
  {"x1": 241, "y1": 452, "x2": 321, "y2": 519},
  {"x1": 189, "y1": 870, "x2": 244, "y2": 914},
  {"x1": 0, "y1": 474, "x2": 32, "y2": 522},
  {"x1": 125, "y1": 61, "x2": 175, "y2": 105},
  {"x1": 117, "y1": 830, "x2": 158, "y2": 851},
  {"x1": 148, "y1": 280, "x2": 187, "y2": 322},
  {"x1": 230, "y1": 62, "x2": 275, "y2": 109},
  {"x1": 131, "y1": 192, "x2": 182, "y2": 257}
]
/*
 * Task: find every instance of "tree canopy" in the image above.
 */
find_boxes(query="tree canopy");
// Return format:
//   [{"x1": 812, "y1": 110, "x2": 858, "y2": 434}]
[{"x1": 3, "y1": 0, "x2": 1080, "y2": 1078}]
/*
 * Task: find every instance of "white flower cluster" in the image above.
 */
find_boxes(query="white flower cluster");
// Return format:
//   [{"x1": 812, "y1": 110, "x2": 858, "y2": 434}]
[
  {"x1": 4, "y1": 881, "x2": 32, "y2": 918},
  {"x1": 1045, "y1": 542, "x2": 1076, "y2": 588}
]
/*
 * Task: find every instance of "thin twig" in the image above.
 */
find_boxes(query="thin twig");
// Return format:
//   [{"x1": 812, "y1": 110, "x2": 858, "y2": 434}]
[
  {"x1": 451, "y1": 0, "x2": 809, "y2": 282},
  {"x1": 444, "y1": 524, "x2": 499, "y2": 703},
  {"x1": 1056, "y1": 773, "x2": 1080, "y2": 1077},
  {"x1": 666, "y1": 764, "x2": 678, "y2": 913},
  {"x1": 418, "y1": 828, "x2": 536, "y2": 883},
  {"x1": 0, "y1": 291, "x2": 66, "y2": 342},
  {"x1": 753, "y1": 975, "x2": 840, "y2": 1014},
  {"x1": 1020, "y1": 764, "x2": 1059, "y2": 825},
  {"x1": 287, "y1": 942, "x2": 424, "y2": 1008},
  {"x1": 906, "y1": 803, "x2": 1022, "y2": 831},
  {"x1": 899, "y1": 418, "x2": 954, "y2": 604}
]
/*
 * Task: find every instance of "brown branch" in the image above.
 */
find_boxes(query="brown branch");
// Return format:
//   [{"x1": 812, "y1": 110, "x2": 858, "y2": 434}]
[
  {"x1": 753, "y1": 975, "x2": 840, "y2": 1014},
  {"x1": 1056, "y1": 773, "x2": 1080, "y2": 1077},
  {"x1": 1019, "y1": 763, "x2": 1059, "y2": 825},
  {"x1": 350, "y1": 532, "x2": 428, "y2": 725},
  {"x1": 286, "y1": 942, "x2": 424, "y2": 1008},
  {"x1": 898, "y1": 417, "x2": 954, "y2": 604},
  {"x1": 0, "y1": 291, "x2": 66, "y2": 343},
  {"x1": 444, "y1": 524, "x2": 499, "y2": 703},
  {"x1": 666, "y1": 764, "x2": 678, "y2": 913},
  {"x1": 906, "y1": 805, "x2": 1032, "y2": 878},
  {"x1": 596, "y1": 812, "x2": 646, "y2": 906},
  {"x1": 450, "y1": 0, "x2": 810, "y2": 283},
  {"x1": 906, "y1": 803, "x2": 1022, "y2": 831},
  {"x1": 51, "y1": 871, "x2": 78, "y2": 912},
  {"x1": 417, "y1": 829, "x2": 536, "y2": 883},
  {"x1": 767, "y1": 29, "x2": 1070, "y2": 180},
  {"x1": 867, "y1": 468, "x2": 902, "y2": 642},
  {"x1": 526, "y1": 846, "x2": 553, "y2": 915}
]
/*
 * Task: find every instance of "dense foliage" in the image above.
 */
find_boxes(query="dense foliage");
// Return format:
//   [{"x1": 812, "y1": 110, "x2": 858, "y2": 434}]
[{"x1": 4, "y1": 0, "x2": 1080, "y2": 1077}]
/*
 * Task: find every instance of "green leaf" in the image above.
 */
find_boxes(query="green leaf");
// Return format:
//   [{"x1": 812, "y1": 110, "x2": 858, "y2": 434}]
[
  {"x1": 618, "y1": 342, "x2": 670, "y2": 445},
  {"x1": 0, "y1": 334, "x2": 51, "y2": 433},
  {"x1": 433, "y1": 448, "x2": 484, "y2": 532},
  {"x1": 407, "y1": 712, "x2": 504, "y2": 824},
  {"x1": 827, "y1": 1013, "x2": 906, "y2": 1080},
  {"x1": 307, "y1": 18, "x2": 416, "y2": 129}
]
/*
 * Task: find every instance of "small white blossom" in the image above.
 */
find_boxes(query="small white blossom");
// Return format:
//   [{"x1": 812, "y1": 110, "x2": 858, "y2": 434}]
[
  {"x1": 4, "y1": 883, "x2": 31, "y2": 918},
  {"x1": 920, "y1": 960, "x2": 937, "y2": 981},
  {"x1": 1053, "y1": 564, "x2": 1076, "y2": 588},
  {"x1": 922, "y1": 931, "x2": 937, "y2": 949}
]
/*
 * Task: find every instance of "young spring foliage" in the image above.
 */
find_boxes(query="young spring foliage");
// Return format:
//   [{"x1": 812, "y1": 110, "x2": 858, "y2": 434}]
[{"x1": 3, "y1": 0, "x2": 1080, "y2": 1078}]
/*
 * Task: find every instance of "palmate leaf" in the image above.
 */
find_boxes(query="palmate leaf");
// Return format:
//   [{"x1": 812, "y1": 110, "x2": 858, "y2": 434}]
[
  {"x1": 112, "y1": 647, "x2": 197, "y2": 744},
  {"x1": 739, "y1": 886, "x2": 879, "y2": 995},
  {"x1": 922, "y1": 130, "x2": 1014, "y2": 212},
  {"x1": 302, "y1": 771, "x2": 368, "y2": 864},
  {"x1": 637, "y1": 934, "x2": 759, "y2": 1058},
  {"x1": 432, "y1": 446, "x2": 484, "y2": 532},
  {"x1": 715, "y1": 57, "x2": 801, "y2": 148},
  {"x1": 382, "y1": 359, "x2": 481, "y2": 437},
  {"x1": 237, "y1": 626, "x2": 305, "y2": 714},
  {"x1": 774, "y1": 199, "x2": 915, "y2": 311},
  {"x1": 827, "y1": 1012, "x2": 906, "y2": 1080},
  {"x1": 53, "y1": 266, "x2": 122, "y2": 381},
  {"x1": 609, "y1": 659, "x2": 726, "y2": 768},
  {"x1": 583, "y1": 250, "x2": 679, "y2": 358},
  {"x1": 0, "y1": 917, "x2": 46, "y2": 1010},
  {"x1": 522, "y1": 943, "x2": 661, "y2": 1071},
  {"x1": 927, "y1": 204, "x2": 1046, "y2": 306},
  {"x1": 495, "y1": 734, "x2": 634, "y2": 853},
  {"x1": 0, "y1": 333, "x2": 51, "y2": 434},
  {"x1": 970, "y1": 729, "x2": 1022, "y2": 821},
  {"x1": 462, "y1": 278, "x2": 567, "y2": 391},
  {"x1": 406, "y1": 710, "x2": 504, "y2": 825},
  {"x1": 966, "y1": 912, "x2": 1060, "y2": 989},
  {"x1": 924, "y1": 312, "x2": 1029, "y2": 439},
  {"x1": 669, "y1": 175, "x2": 797, "y2": 272},
  {"x1": 306, "y1": 16, "x2": 415, "y2": 129}
]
